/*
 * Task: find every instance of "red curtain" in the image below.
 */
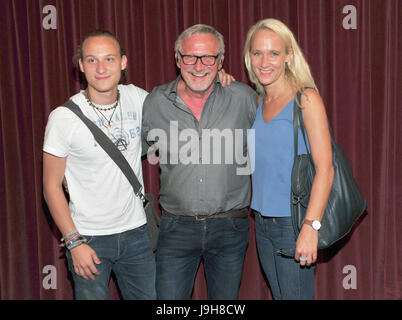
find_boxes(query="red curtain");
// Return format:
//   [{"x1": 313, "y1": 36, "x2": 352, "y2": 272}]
[{"x1": 0, "y1": 0, "x2": 400, "y2": 300}]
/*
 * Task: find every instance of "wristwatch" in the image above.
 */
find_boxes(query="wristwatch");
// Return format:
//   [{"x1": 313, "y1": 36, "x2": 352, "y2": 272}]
[{"x1": 304, "y1": 219, "x2": 321, "y2": 231}]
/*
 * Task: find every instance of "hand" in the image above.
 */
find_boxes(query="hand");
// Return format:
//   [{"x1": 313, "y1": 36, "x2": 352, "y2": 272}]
[
  {"x1": 294, "y1": 224, "x2": 318, "y2": 266},
  {"x1": 70, "y1": 244, "x2": 101, "y2": 280},
  {"x1": 218, "y1": 68, "x2": 235, "y2": 87}
]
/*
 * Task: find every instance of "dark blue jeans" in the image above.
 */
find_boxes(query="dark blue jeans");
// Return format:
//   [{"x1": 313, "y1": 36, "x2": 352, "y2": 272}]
[
  {"x1": 66, "y1": 225, "x2": 156, "y2": 300},
  {"x1": 156, "y1": 211, "x2": 249, "y2": 300},
  {"x1": 254, "y1": 212, "x2": 315, "y2": 300}
]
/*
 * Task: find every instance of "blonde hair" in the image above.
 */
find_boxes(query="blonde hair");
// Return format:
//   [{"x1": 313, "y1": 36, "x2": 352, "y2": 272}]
[{"x1": 244, "y1": 18, "x2": 317, "y2": 96}]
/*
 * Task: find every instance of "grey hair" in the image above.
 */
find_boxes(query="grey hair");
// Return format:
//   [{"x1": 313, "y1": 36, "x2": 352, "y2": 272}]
[{"x1": 174, "y1": 24, "x2": 225, "y2": 55}]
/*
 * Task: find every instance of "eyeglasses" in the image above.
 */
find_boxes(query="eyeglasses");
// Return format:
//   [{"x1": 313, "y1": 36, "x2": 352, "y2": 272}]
[{"x1": 178, "y1": 51, "x2": 220, "y2": 66}]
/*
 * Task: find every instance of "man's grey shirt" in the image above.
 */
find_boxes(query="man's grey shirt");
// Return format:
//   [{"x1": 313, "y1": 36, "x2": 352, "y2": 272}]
[{"x1": 142, "y1": 75, "x2": 257, "y2": 216}]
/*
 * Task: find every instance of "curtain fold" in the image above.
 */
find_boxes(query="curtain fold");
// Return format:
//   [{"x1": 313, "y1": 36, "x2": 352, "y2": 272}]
[{"x1": 0, "y1": 0, "x2": 400, "y2": 299}]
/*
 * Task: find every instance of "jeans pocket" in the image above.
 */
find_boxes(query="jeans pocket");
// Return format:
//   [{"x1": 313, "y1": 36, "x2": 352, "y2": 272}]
[
  {"x1": 269, "y1": 217, "x2": 297, "y2": 258},
  {"x1": 159, "y1": 214, "x2": 177, "y2": 233},
  {"x1": 229, "y1": 216, "x2": 250, "y2": 232},
  {"x1": 81, "y1": 235, "x2": 94, "y2": 244},
  {"x1": 272, "y1": 216, "x2": 293, "y2": 229},
  {"x1": 277, "y1": 248, "x2": 296, "y2": 259}
]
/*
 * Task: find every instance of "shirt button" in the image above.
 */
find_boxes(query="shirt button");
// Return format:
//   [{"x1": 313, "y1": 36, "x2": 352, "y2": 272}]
[{"x1": 199, "y1": 178, "x2": 203, "y2": 183}]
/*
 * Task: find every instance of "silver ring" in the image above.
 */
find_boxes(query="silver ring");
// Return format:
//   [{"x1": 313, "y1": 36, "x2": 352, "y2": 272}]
[{"x1": 299, "y1": 257, "x2": 308, "y2": 262}]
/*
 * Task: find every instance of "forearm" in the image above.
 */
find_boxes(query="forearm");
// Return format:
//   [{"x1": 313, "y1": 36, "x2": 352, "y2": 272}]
[
  {"x1": 43, "y1": 184, "x2": 77, "y2": 235},
  {"x1": 305, "y1": 165, "x2": 335, "y2": 222}
]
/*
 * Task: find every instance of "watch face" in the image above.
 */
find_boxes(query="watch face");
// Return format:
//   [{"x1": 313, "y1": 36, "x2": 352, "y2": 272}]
[{"x1": 312, "y1": 220, "x2": 321, "y2": 230}]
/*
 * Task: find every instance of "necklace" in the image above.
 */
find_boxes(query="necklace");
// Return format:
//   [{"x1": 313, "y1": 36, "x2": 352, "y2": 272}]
[
  {"x1": 93, "y1": 105, "x2": 118, "y2": 130},
  {"x1": 85, "y1": 88, "x2": 120, "y2": 111},
  {"x1": 86, "y1": 88, "x2": 128, "y2": 151},
  {"x1": 86, "y1": 88, "x2": 119, "y2": 130},
  {"x1": 114, "y1": 99, "x2": 128, "y2": 151}
]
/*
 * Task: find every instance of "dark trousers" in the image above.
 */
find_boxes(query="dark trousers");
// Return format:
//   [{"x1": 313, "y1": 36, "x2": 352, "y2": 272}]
[{"x1": 156, "y1": 211, "x2": 249, "y2": 300}]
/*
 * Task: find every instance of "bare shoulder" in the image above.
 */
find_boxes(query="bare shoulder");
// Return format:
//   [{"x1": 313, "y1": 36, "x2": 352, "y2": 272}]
[
  {"x1": 300, "y1": 88, "x2": 329, "y2": 132},
  {"x1": 300, "y1": 88, "x2": 325, "y2": 111}
]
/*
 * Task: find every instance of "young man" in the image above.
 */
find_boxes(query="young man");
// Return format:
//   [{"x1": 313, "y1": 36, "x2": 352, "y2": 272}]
[
  {"x1": 142, "y1": 24, "x2": 257, "y2": 299},
  {"x1": 43, "y1": 30, "x2": 156, "y2": 300}
]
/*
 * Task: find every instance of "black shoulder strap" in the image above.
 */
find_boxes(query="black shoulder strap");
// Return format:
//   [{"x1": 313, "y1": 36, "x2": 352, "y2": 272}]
[
  {"x1": 293, "y1": 89, "x2": 311, "y2": 161},
  {"x1": 293, "y1": 87, "x2": 335, "y2": 161},
  {"x1": 62, "y1": 99, "x2": 144, "y2": 198}
]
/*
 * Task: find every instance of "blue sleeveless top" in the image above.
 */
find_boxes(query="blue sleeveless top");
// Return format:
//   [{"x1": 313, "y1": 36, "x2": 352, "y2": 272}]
[{"x1": 248, "y1": 98, "x2": 309, "y2": 217}]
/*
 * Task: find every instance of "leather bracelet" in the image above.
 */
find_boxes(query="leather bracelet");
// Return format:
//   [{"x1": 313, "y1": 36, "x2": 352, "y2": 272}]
[
  {"x1": 61, "y1": 229, "x2": 79, "y2": 241},
  {"x1": 64, "y1": 235, "x2": 88, "y2": 250}
]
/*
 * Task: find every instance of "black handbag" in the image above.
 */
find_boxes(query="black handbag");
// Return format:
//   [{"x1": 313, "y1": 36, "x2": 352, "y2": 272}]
[
  {"x1": 63, "y1": 100, "x2": 160, "y2": 252},
  {"x1": 291, "y1": 90, "x2": 367, "y2": 250}
]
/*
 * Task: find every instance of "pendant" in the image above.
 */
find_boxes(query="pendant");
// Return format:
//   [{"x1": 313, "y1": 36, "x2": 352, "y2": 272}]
[
  {"x1": 115, "y1": 138, "x2": 128, "y2": 151},
  {"x1": 104, "y1": 122, "x2": 115, "y2": 135},
  {"x1": 104, "y1": 121, "x2": 114, "y2": 129}
]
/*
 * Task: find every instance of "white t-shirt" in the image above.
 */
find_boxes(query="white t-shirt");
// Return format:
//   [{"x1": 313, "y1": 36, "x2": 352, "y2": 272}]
[{"x1": 43, "y1": 84, "x2": 148, "y2": 235}]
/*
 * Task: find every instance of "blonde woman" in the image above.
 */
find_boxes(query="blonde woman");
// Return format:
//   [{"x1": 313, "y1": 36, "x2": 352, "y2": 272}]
[{"x1": 244, "y1": 19, "x2": 334, "y2": 299}]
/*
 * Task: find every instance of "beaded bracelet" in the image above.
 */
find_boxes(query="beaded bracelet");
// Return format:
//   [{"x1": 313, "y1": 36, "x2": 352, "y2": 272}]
[
  {"x1": 65, "y1": 235, "x2": 88, "y2": 250},
  {"x1": 61, "y1": 230, "x2": 79, "y2": 241},
  {"x1": 60, "y1": 230, "x2": 87, "y2": 250}
]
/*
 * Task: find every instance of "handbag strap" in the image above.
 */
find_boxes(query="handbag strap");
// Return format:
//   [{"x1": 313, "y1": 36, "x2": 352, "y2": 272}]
[
  {"x1": 293, "y1": 88, "x2": 335, "y2": 161},
  {"x1": 62, "y1": 99, "x2": 146, "y2": 202},
  {"x1": 293, "y1": 89, "x2": 311, "y2": 162}
]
